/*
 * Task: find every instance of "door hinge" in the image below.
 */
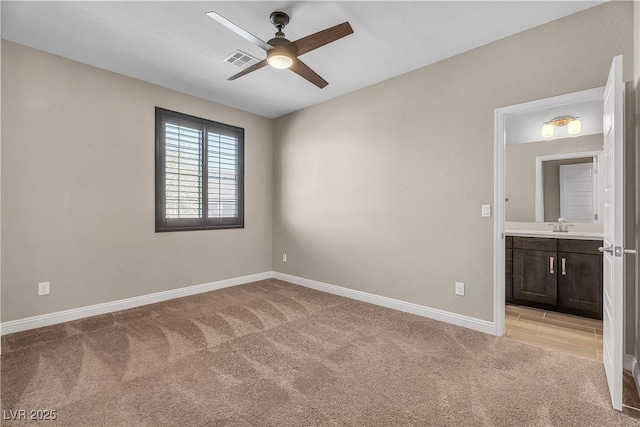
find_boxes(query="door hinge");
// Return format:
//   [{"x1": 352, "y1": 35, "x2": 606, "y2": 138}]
[{"x1": 594, "y1": 213, "x2": 598, "y2": 221}]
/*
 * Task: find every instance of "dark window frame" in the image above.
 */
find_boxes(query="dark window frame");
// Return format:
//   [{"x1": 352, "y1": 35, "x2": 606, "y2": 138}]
[{"x1": 155, "y1": 107, "x2": 244, "y2": 232}]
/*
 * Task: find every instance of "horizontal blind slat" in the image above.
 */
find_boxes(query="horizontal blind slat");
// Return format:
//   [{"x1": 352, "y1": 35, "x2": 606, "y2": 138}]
[
  {"x1": 165, "y1": 123, "x2": 203, "y2": 219},
  {"x1": 207, "y1": 132, "x2": 239, "y2": 219}
]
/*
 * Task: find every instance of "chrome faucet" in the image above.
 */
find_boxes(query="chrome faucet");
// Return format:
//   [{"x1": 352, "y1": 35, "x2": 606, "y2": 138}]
[{"x1": 548, "y1": 218, "x2": 573, "y2": 232}]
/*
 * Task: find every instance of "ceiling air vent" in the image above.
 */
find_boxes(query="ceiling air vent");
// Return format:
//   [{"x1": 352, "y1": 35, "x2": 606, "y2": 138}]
[{"x1": 223, "y1": 50, "x2": 259, "y2": 68}]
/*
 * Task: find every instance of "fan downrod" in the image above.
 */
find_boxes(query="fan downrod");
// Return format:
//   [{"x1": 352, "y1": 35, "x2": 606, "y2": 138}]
[{"x1": 270, "y1": 11, "x2": 290, "y2": 36}]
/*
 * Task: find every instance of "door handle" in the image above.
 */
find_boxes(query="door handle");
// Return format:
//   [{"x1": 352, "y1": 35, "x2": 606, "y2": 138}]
[
  {"x1": 549, "y1": 256, "x2": 554, "y2": 274},
  {"x1": 561, "y1": 258, "x2": 566, "y2": 276},
  {"x1": 598, "y1": 246, "x2": 614, "y2": 254}
]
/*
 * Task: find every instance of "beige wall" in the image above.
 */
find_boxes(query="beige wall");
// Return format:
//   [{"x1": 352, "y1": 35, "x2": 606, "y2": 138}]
[
  {"x1": 626, "y1": 80, "x2": 638, "y2": 356},
  {"x1": 634, "y1": 0, "x2": 640, "y2": 366},
  {"x1": 1, "y1": 2, "x2": 636, "y2": 333},
  {"x1": 505, "y1": 135, "x2": 603, "y2": 222},
  {"x1": 273, "y1": 1, "x2": 634, "y2": 322},
  {"x1": 624, "y1": 0, "x2": 638, "y2": 358},
  {"x1": 1, "y1": 41, "x2": 273, "y2": 322},
  {"x1": 0, "y1": 33, "x2": 3, "y2": 329}
]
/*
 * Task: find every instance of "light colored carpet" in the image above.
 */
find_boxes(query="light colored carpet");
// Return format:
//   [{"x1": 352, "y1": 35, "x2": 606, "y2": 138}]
[
  {"x1": 2, "y1": 279, "x2": 638, "y2": 426},
  {"x1": 624, "y1": 370, "x2": 640, "y2": 414}
]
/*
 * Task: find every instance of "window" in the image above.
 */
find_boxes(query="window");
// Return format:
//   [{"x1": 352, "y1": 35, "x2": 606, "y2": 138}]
[{"x1": 155, "y1": 107, "x2": 244, "y2": 231}]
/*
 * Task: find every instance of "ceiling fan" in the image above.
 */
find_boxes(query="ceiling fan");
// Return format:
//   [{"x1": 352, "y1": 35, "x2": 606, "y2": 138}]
[{"x1": 206, "y1": 10, "x2": 353, "y2": 89}]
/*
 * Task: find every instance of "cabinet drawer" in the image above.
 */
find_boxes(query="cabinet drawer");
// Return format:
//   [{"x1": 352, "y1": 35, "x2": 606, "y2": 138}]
[
  {"x1": 513, "y1": 237, "x2": 557, "y2": 252},
  {"x1": 557, "y1": 239, "x2": 603, "y2": 255}
]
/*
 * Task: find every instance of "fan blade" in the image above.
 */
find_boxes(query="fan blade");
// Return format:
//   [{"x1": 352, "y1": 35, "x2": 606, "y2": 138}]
[
  {"x1": 290, "y1": 58, "x2": 328, "y2": 89},
  {"x1": 206, "y1": 11, "x2": 272, "y2": 51},
  {"x1": 290, "y1": 22, "x2": 353, "y2": 56},
  {"x1": 227, "y1": 59, "x2": 268, "y2": 81}
]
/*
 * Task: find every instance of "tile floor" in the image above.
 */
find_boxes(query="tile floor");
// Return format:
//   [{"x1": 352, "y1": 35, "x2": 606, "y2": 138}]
[
  {"x1": 506, "y1": 304, "x2": 640, "y2": 415},
  {"x1": 505, "y1": 304, "x2": 602, "y2": 361}
]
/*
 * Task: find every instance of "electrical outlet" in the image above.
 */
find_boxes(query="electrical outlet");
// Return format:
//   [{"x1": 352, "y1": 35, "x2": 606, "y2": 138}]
[
  {"x1": 282, "y1": 253, "x2": 287, "y2": 263},
  {"x1": 455, "y1": 281, "x2": 465, "y2": 296},
  {"x1": 38, "y1": 281, "x2": 50, "y2": 296}
]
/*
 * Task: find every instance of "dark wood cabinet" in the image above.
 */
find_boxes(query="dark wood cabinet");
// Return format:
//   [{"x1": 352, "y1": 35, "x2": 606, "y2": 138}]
[
  {"x1": 505, "y1": 236, "x2": 513, "y2": 299},
  {"x1": 506, "y1": 236, "x2": 602, "y2": 319},
  {"x1": 557, "y1": 240, "x2": 603, "y2": 318},
  {"x1": 512, "y1": 236, "x2": 557, "y2": 306}
]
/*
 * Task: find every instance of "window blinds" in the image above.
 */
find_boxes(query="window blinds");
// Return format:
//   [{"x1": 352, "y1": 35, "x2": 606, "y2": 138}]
[
  {"x1": 207, "y1": 132, "x2": 239, "y2": 219},
  {"x1": 164, "y1": 123, "x2": 203, "y2": 219},
  {"x1": 163, "y1": 123, "x2": 239, "y2": 220},
  {"x1": 156, "y1": 107, "x2": 244, "y2": 231}
]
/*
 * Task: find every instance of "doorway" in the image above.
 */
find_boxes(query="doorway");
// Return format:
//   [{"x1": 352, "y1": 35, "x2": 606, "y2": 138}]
[
  {"x1": 493, "y1": 86, "x2": 605, "y2": 337},
  {"x1": 494, "y1": 55, "x2": 628, "y2": 411},
  {"x1": 499, "y1": 88, "x2": 605, "y2": 359}
]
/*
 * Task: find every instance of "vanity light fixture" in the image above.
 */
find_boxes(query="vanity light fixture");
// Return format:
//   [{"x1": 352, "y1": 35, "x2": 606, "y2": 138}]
[
  {"x1": 541, "y1": 123, "x2": 554, "y2": 138},
  {"x1": 567, "y1": 118, "x2": 581, "y2": 135},
  {"x1": 541, "y1": 116, "x2": 581, "y2": 138}
]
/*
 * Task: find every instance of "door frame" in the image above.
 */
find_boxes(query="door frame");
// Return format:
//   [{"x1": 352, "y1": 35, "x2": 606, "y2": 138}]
[
  {"x1": 535, "y1": 150, "x2": 603, "y2": 222},
  {"x1": 493, "y1": 86, "x2": 604, "y2": 336}
]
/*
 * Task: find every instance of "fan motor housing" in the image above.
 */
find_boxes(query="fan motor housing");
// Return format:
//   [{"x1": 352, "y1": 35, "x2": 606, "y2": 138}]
[
  {"x1": 267, "y1": 37, "x2": 291, "y2": 47},
  {"x1": 270, "y1": 11, "x2": 290, "y2": 29}
]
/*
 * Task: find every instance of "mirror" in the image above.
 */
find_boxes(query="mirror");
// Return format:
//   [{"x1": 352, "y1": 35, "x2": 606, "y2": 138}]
[
  {"x1": 541, "y1": 156, "x2": 595, "y2": 222},
  {"x1": 505, "y1": 134, "x2": 603, "y2": 223}
]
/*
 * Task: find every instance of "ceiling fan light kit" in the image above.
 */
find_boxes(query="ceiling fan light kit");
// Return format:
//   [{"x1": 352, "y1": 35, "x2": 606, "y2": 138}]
[
  {"x1": 267, "y1": 49, "x2": 294, "y2": 69},
  {"x1": 206, "y1": 10, "x2": 353, "y2": 88}
]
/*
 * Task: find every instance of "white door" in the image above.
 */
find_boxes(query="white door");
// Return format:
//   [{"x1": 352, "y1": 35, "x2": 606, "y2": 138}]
[
  {"x1": 560, "y1": 162, "x2": 595, "y2": 222},
  {"x1": 600, "y1": 55, "x2": 624, "y2": 411}
]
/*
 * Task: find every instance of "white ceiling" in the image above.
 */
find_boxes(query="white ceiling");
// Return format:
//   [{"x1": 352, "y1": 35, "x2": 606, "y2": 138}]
[{"x1": 1, "y1": 1, "x2": 606, "y2": 119}]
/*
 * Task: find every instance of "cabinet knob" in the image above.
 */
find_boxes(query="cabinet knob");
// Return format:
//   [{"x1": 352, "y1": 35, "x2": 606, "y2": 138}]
[
  {"x1": 561, "y1": 258, "x2": 566, "y2": 276},
  {"x1": 549, "y1": 256, "x2": 554, "y2": 274}
]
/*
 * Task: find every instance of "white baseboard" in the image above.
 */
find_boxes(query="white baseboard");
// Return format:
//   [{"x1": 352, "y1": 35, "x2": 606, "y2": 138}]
[
  {"x1": 625, "y1": 354, "x2": 640, "y2": 399},
  {"x1": 0, "y1": 271, "x2": 274, "y2": 336},
  {"x1": 273, "y1": 272, "x2": 496, "y2": 335},
  {"x1": 624, "y1": 354, "x2": 634, "y2": 371},
  {"x1": 1, "y1": 270, "x2": 496, "y2": 338}
]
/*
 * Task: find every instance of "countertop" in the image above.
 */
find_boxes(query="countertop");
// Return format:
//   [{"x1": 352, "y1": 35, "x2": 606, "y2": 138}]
[
  {"x1": 505, "y1": 221, "x2": 603, "y2": 240},
  {"x1": 505, "y1": 230, "x2": 603, "y2": 240}
]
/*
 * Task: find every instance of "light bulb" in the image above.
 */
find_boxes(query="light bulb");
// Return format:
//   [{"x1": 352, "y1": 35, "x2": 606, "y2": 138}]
[
  {"x1": 568, "y1": 119, "x2": 581, "y2": 135},
  {"x1": 541, "y1": 123, "x2": 554, "y2": 139},
  {"x1": 267, "y1": 52, "x2": 293, "y2": 69}
]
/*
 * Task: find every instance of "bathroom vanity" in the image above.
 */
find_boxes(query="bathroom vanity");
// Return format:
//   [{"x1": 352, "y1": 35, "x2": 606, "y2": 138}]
[{"x1": 505, "y1": 227, "x2": 603, "y2": 320}]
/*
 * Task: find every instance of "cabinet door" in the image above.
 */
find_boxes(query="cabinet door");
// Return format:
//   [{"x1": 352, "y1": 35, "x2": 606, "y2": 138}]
[
  {"x1": 505, "y1": 237, "x2": 513, "y2": 299},
  {"x1": 513, "y1": 249, "x2": 557, "y2": 305},
  {"x1": 558, "y1": 252, "x2": 603, "y2": 318}
]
